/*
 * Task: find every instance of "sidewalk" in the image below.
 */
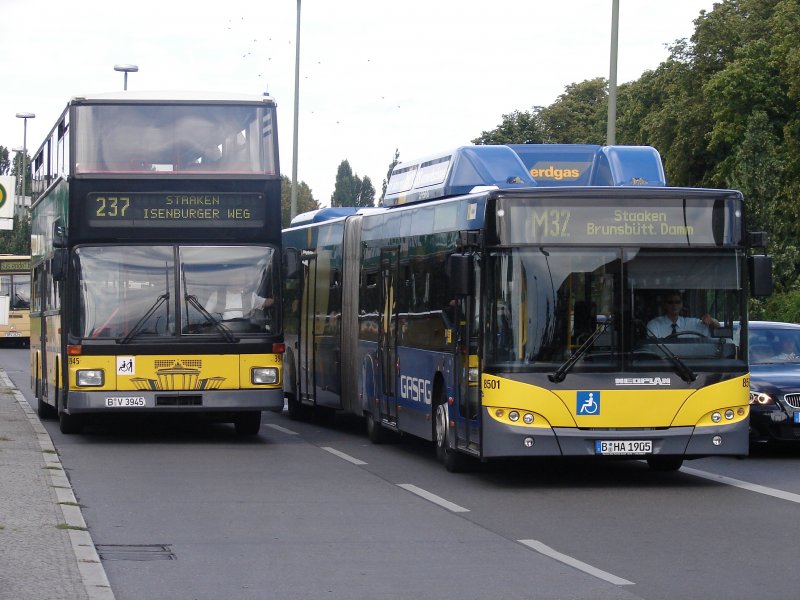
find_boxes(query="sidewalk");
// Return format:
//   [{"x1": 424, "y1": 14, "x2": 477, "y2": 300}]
[{"x1": 0, "y1": 370, "x2": 113, "y2": 600}]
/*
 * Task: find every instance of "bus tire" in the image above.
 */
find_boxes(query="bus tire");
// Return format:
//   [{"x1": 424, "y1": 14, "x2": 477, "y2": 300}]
[
  {"x1": 646, "y1": 456, "x2": 684, "y2": 472},
  {"x1": 234, "y1": 411, "x2": 262, "y2": 436},
  {"x1": 58, "y1": 409, "x2": 84, "y2": 435},
  {"x1": 434, "y1": 399, "x2": 469, "y2": 473},
  {"x1": 37, "y1": 397, "x2": 56, "y2": 420},
  {"x1": 287, "y1": 395, "x2": 310, "y2": 421},
  {"x1": 366, "y1": 410, "x2": 388, "y2": 444}
]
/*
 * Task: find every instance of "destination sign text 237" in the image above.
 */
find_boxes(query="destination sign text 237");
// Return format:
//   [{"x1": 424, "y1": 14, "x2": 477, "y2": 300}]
[{"x1": 87, "y1": 193, "x2": 266, "y2": 228}]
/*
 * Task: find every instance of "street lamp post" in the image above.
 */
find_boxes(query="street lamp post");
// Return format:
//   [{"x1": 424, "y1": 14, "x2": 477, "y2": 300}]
[
  {"x1": 290, "y1": 0, "x2": 301, "y2": 220},
  {"x1": 607, "y1": 0, "x2": 619, "y2": 146},
  {"x1": 114, "y1": 64, "x2": 139, "y2": 91},
  {"x1": 15, "y1": 112, "x2": 35, "y2": 198}
]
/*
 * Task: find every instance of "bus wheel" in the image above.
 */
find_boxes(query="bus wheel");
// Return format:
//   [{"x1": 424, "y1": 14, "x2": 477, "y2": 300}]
[
  {"x1": 366, "y1": 411, "x2": 388, "y2": 444},
  {"x1": 234, "y1": 411, "x2": 262, "y2": 436},
  {"x1": 287, "y1": 395, "x2": 310, "y2": 421},
  {"x1": 434, "y1": 400, "x2": 469, "y2": 473},
  {"x1": 58, "y1": 410, "x2": 84, "y2": 435},
  {"x1": 37, "y1": 398, "x2": 56, "y2": 420},
  {"x1": 646, "y1": 456, "x2": 684, "y2": 472}
]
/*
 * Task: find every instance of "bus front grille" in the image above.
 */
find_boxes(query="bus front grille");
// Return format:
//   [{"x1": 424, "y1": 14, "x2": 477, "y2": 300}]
[{"x1": 156, "y1": 395, "x2": 202, "y2": 406}]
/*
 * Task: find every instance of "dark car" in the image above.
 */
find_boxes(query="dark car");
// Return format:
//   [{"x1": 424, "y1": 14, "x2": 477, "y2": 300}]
[{"x1": 747, "y1": 321, "x2": 800, "y2": 445}]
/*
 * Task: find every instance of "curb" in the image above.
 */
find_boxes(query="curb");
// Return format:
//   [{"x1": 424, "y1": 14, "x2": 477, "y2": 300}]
[{"x1": 1, "y1": 371, "x2": 115, "y2": 600}]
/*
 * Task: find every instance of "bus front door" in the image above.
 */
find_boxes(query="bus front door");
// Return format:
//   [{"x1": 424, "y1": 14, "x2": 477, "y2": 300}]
[
  {"x1": 298, "y1": 254, "x2": 317, "y2": 406},
  {"x1": 456, "y1": 292, "x2": 481, "y2": 455},
  {"x1": 378, "y1": 248, "x2": 399, "y2": 426}
]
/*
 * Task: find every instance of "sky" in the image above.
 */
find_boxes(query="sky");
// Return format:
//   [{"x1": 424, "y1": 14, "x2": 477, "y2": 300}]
[{"x1": 2, "y1": 0, "x2": 718, "y2": 205}]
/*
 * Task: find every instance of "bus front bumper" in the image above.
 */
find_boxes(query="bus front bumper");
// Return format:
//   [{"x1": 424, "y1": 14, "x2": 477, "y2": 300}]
[
  {"x1": 64, "y1": 388, "x2": 285, "y2": 414},
  {"x1": 481, "y1": 417, "x2": 749, "y2": 458}
]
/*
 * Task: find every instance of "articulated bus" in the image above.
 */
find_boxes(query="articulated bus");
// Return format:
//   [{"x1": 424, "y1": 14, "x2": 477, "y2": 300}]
[
  {"x1": 0, "y1": 255, "x2": 31, "y2": 346},
  {"x1": 283, "y1": 144, "x2": 772, "y2": 471},
  {"x1": 30, "y1": 92, "x2": 284, "y2": 434}
]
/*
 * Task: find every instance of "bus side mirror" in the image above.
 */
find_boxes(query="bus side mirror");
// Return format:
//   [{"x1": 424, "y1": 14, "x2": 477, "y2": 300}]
[
  {"x1": 283, "y1": 247, "x2": 301, "y2": 279},
  {"x1": 448, "y1": 253, "x2": 474, "y2": 297},
  {"x1": 51, "y1": 248, "x2": 68, "y2": 281},
  {"x1": 53, "y1": 222, "x2": 67, "y2": 249},
  {"x1": 749, "y1": 254, "x2": 772, "y2": 298}
]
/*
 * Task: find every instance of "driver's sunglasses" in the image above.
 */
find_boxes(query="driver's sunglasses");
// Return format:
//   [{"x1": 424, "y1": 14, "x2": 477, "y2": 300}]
[{"x1": 666, "y1": 300, "x2": 683, "y2": 304}]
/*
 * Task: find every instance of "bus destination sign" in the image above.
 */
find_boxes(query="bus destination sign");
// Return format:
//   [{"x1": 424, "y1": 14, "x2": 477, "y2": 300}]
[
  {"x1": 86, "y1": 192, "x2": 266, "y2": 228},
  {"x1": 498, "y1": 197, "x2": 734, "y2": 246}
]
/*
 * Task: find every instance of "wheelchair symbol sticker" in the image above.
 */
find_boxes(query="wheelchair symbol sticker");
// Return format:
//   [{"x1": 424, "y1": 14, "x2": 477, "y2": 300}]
[{"x1": 577, "y1": 391, "x2": 600, "y2": 415}]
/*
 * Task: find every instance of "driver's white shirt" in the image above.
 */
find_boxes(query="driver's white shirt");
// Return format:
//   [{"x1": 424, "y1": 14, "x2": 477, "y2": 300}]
[{"x1": 647, "y1": 315, "x2": 709, "y2": 338}]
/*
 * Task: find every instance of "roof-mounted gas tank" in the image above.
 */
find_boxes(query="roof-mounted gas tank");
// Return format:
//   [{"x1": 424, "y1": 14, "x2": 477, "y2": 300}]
[
  {"x1": 507, "y1": 144, "x2": 666, "y2": 187},
  {"x1": 382, "y1": 145, "x2": 536, "y2": 207}
]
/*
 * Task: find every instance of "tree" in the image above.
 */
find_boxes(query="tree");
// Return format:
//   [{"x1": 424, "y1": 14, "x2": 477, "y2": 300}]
[
  {"x1": 280, "y1": 175, "x2": 320, "y2": 228},
  {"x1": 356, "y1": 175, "x2": 376, "y2": 208},
  {"x1": 331, "y1": 160, "x2": 376, "y2": 208},
  {"x1": 538, "y1": 78, "x2": 608, "y2": 144},
  {"x1": 0, "y1": 146, "x2": 9, "y2": 176},
  {"x1": 380, "y1": 148, "x2": 400, "y2": 202},
  {"x1": 473, "y1": 79, "x2": 608, "y2": 146},
  {"x1": 0, "y1": 212, "x2": 31, "y2": 254},
  {"x1": 472, "y1": 109, "x2": 546, "y2": 145}
]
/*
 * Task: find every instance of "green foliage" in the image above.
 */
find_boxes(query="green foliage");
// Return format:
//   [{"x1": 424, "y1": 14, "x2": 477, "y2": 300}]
[
  {"x1": 758, "y1": 290, "x2": 800, "y2": 323},
  {"x1": 472, "y1": 109, "x2": 546, "y2": 145},
  {"x1": 474, "y1": 0, "x2": 800, "y2": 317},
  {"x1": 280, "y1": 175, "x2": 320, "y2": 228},
  {"x1": 0, "y1": 146, "x2": 9, "y2": 176},
  {"x1": 473, "y1": 78, "x2": 607, "y2": 145},
  {"x1": 330, "y1": 160, "x2": 376, "y2": 208},
  {"x1": 0, "y1": 212, "x2": 31, "y2": 254},
  {"x1": 381, "y1": 148, "x2": 400, "y2": 202}
]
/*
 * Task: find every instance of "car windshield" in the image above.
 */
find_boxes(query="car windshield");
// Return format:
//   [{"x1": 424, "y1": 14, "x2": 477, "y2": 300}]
[{"x1": 749, "y1": 327, "x2": 800, "y2": 365}]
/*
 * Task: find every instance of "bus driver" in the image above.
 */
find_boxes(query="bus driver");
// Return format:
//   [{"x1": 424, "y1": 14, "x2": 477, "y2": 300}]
[{"x1": 647, "y1": 291, "x2": 719, "y2": 338}]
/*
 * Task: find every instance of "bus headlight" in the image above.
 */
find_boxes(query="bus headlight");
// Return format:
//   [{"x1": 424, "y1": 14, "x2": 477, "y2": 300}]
[
  {"x1": 76, "y1": 369, "x2": 104, "y2": 387},
  {"x1": 252, "y1": 367, "x2": 279, "y2": 385}
]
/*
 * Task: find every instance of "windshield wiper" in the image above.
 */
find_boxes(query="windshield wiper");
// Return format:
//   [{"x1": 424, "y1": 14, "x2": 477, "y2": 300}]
[
  {"x1": 119, "y1": 292, "x2": 169, "y2": 344},
  {"x1": 184, "y1": 292, "x2": 237, "y2": 343},
  {"x1": 119, "y1": 261, "x2": 172, "y2": 344},
  {"x1": 181, "y1": 262, "x2": 237, "y2": 342},
  {"x1": 644, "y1": 328, "x2": 697, "y2": 383},
  {"x1": 549, "y1": 316, "x2": 614, "y2": 383}
]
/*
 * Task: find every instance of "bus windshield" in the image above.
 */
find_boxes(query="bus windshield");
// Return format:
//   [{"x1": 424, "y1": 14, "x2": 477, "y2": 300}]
[
  {"x1": 486, "y1": 247, "x2": 745, "y2": 370},
  {"x1": 75, "y1": 245, "x2": 278, "y2": 340},
  {"x1": 73, "y1": 103, "x2": 276, "y2": 175},
  {"x1": 0, "y1": 273, "x2": 30, "y2": 310}
]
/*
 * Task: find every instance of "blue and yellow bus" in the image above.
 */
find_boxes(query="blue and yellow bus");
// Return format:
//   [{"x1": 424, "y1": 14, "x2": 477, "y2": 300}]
[
  {"x1": 0, "y1": 254, "x2": 31, "y2": 346},
  {"x1": 283, "y1": 144, "x2": 771, "y2": 471},
  {"x1": 30, "y1": 92, "x2": 284, "y2": 434}
]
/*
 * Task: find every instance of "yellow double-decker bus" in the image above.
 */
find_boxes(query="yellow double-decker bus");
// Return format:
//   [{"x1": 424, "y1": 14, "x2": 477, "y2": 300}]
[
  {"x1": 0, "y1": 255, "x2": 31, "y2": 346},
  {"x1": 29, "y1": 92, "x2": 284, "y2": 434}
]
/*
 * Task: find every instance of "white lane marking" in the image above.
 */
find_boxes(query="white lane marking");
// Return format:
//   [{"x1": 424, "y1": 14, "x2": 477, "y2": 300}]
[
  {"x1": 320, "y1": 446, "x2": 367, "y2": 465},
  {"x1": 397, "y1": 483, "x2": 470, "y2": 513},
  {"x1": 519, "y1": 539, "x2": 635, "y2": 586},
  {"x1": 682, "y1": 466, "x2": 800, "y2": 504},
  {"x1": 265, "y1": 423, "x2": 299, "y2": 435}
]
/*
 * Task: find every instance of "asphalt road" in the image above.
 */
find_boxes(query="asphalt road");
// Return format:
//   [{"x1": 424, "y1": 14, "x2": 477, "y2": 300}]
[{"x1": 4, "y1": 346, "x2": 800, "y2": 600}]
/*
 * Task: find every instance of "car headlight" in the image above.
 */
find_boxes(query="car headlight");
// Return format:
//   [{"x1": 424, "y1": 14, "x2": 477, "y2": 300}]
[
  {"x1": 76, "y1": 369, "x2": 104, "y2": 387},
  {"x1": 749, "y1": 391, "x2": 775, "y2": 405},
  {"x1": 252, "y1": 367, "x2": 279, "y2": 385}
]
